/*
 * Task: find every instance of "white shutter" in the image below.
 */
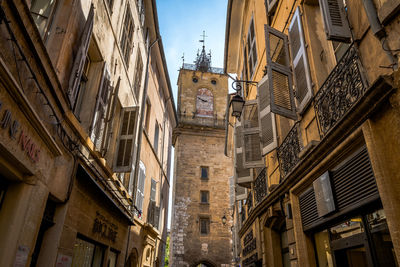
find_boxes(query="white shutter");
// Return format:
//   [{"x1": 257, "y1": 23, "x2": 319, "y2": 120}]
[
  {"x1": 135, "y1": 161, "x2": 146, "y2": 213},
  {"x1": 257, "y1": 75, "x2": 278, "y2": 156},
  {"x1": 68, "y1": 4, "x2": 94, "y2": 109},
  {"x1": 319, "y1": 0, "x2": 351, "y2": 42},
  {"x1": 264, "y1": 25, "x2": 297, "y2": 120},
  {"x1": 289, "y1": 8, "x2": 313, "y2": 113},
  {"x1": 114, "y1": 107, "x2": 137, "y2": 172},
  {"x1": 242, "y1": 100, "x2": 264, "y2": 168},
  {"x1": 234, "y1": 122, "x2": 252, "y2": 188}
]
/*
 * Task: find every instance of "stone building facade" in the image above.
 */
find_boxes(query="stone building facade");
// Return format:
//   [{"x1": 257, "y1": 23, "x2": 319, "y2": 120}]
[
  {"x1": 0, "y1": 0, "x2": 175, "y2": 266},
  {"x1": 170, "y1": 46, "x2": 233, "y2": 267},
  {"x1": 225, "y1": 0, "x2": 400, "y2": 266}
]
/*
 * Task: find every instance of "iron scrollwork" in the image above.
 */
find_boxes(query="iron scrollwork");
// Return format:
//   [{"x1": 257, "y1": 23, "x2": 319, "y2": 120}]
[
  {"x1": 254, "y1": 168, "x2": 267, "y2": 203},
  {"x1": 314, "y1": 45, "x2": 367, "y2": 136},
  {"x1": 277, "y1": 123, "x2": 301, "y2": 178}
]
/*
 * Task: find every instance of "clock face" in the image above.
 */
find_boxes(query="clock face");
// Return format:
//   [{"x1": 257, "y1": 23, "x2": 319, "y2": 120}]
[{"x1": 196, "y1": 88, "x2": 213, "y2": 117}]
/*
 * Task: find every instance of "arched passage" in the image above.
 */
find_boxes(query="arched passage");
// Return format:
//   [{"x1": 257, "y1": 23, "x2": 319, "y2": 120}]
[{"x1": 192, "y1": 259, "x2": 217, "y2": 267}]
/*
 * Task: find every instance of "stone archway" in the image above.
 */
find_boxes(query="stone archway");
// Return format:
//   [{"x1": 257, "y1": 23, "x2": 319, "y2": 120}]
[{"x1": 126, "y1": 248, "x2": 139, "y2": 267}]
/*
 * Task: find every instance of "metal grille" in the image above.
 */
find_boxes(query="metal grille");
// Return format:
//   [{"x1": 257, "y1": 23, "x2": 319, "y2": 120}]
[
  {"x1": 247, "y1": 191, "x2": 253, "y2": 210},
  {"x1": 272, "y1": 69, "x2": 291, "y2": 109},
  {"x1": 299, "y1": 188, "x2": 319, "y2": 229},
  {"x1": 254, "y1": 168, "x2": 268, "y2": 203},
  {"x1": 314, "y1": 45, "x2": 367, "y2": 136},
  {"x1": 277, "y1": 123, "x2": 301, "y2": 178}
]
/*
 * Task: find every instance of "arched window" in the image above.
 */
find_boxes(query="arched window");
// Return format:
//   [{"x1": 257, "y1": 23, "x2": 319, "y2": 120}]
[{"x1": 196, "y1": 88, "x2": 213, "y2": 117}]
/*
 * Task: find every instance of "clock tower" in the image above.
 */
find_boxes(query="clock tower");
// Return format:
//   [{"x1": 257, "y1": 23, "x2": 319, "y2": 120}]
[{"x1": 170, "y1": 40, "x2": 233, "y2": 267}]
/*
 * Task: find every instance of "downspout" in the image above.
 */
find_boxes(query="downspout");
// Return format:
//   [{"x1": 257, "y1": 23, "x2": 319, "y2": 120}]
[
  {"x1": 362, "y1": 0, "x2": 398, "y2": 69},
  {"x1": 124, "y1": 31, "x2": 160, "y2": 265}
]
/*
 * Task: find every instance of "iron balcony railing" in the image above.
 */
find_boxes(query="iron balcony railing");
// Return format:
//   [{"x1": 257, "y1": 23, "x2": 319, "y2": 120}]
[
  {"x1": 277, "y1": 123, "x2": 302, "y2": 178},
  {"x1": 246, "y1": 191, "x2": 253, "y2": 211},
  {"x1": 254, "y1": 168, "x2": 268, "y2": 203},
  {"x1": 314, "y1": 45, "x2": 367, "y2": 137}
]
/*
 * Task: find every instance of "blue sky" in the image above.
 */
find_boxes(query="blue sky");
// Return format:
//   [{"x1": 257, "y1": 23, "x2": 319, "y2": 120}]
[{"x1": 156, "y1": 0, "x2": 228, "y2": 228}]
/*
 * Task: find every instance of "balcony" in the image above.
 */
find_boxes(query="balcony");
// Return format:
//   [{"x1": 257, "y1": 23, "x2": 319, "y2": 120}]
[
  {"x1": 314, "y1": 45, "x2": 367, "y2": 137},
  {"x1": 277, "y1": 123, "x2": 302, "y2": 178},
  {"x1": 254, "y1": 168, "x2": 268, "y2": 203}
]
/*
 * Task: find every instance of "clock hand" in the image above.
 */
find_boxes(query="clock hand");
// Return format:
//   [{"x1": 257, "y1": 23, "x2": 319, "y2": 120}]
[{"x1": 197, "y1": 97, "x2": 207, "y2": 102}]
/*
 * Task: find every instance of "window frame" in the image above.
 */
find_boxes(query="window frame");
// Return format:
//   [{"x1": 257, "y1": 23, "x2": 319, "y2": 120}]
[
  {"x1": 120, "y1": 3, "x2": 135, "y2": 67},
  {"x1": 246, "y1": 17, "x2": 258, "y2": 79},
  {"x1": 200, "y1": 191, "x2": 209, "y2": 204},
  {"x1": 200, "y1": 166, "x2": 209, "y2": 180},
  {"x1": 30, "y1": 0, "x2": 58, "y2": 40},
  {"x1": 199, "y1": 217, "x2": 210, "y2": 235}
]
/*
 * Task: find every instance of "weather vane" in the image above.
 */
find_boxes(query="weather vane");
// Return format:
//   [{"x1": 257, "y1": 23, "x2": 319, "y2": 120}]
[{"x1": 199, "y1": 30, "x2": 207, "y2": 48}]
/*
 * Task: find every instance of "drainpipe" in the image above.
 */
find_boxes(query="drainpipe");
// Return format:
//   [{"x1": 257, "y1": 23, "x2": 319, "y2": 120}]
[
  {"x1": 124, "y1": 31, "x2": 160, "y2": 264},
  {"x1": 362, "y1": 0, "x2": 398, "y2": 69}
]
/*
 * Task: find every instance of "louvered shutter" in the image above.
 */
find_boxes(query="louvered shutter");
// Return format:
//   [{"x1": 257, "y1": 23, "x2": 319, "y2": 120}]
[
  {"x1": 242, "y1": 100, "x2": 264, "y2": 168},
  {"x1": 257, "y1": 74, "x2": 278, "y2": 156},
  {"x1": 102, "y1": 78, "x2": 121, "y2": 156},
  {"x1": 319, "y1": 0, "x2": 351, "y2": 42},
  {"x1": 264, "y1": 25, "x2": 297, "y2": 120},
  {"x1": 91, "y1": 65, "x2": 112, "y2": 151},
  {"x1": 135, "y1": 162, "x2": 146, "y2": 213},
  {"x1": 288, "y1": 8, "x2": 313, "y2": 113},
  {"x1": 114, "y1": 107, "x2": 137, "y2": 172},
  {"x1": 236, "y1": 185, "x2": 247, "y2": 201},
  {"x1": 234, "y1": 122, "x2": 253, "y2": 187},
  {"x1": 266, "y1": 0, "x2": 279, "y2": 13},
  {"x1": 68, "y1": 4, "x2": 94, "y2": 109}
]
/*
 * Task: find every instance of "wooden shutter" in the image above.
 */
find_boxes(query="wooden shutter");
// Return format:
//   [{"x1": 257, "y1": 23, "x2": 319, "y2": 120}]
[
  {"x1": 288, "y1": 8, "x2": 313, "y2": 113},
  {"x1": 150, "y1": 179, "x2": 157, "y2": 201},
  {"x1": 114, "y1": 107, "x2": 137, "y2": 172},
  {"x1": 135, "y1": 161, "x2": 146, "y2": 213},
  {"x1": 91, "y1": 64, "x2": 112, "y2": 151},
  {"x1": 242, "y1": 100, "x2": 264, "y2": 168},
  {"x1": 266, "y1": 0, "x2": 279, "y2": 13},
  {"x1": 234, "y1": 122, "x2": 253, "y2": 187},
  {"x1": 265, "y1": 25, "x2": 297, "y2": 120},
  {"x1": 257, "y1": 74, "x2": 278, "y2": 156},
  {"x1": 236, "y1": 185, "x2": 248, "y2": 201},
  {"x1": 68, "y1": 4, "x2": 94, "y2": 109},
  {"x1": 102, "y1": 77, "x2": 121, "y2": 156},
  {"x1": 319, "y1": 0, "x2": 351, "y2": 42}
]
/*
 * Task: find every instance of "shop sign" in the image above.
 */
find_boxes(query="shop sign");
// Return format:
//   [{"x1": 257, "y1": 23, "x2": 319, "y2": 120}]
[
  {"x1": 313, "y1": 171, "x2": 335, "y2": 217},
  {"x1": 92, "y1": 211, "x2": 118, "y2": 242},
  {"x1": 0, "y1": 101, "x2": 40, "y2": 163}
]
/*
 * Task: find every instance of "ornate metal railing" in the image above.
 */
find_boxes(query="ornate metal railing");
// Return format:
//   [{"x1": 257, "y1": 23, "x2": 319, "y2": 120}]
[
  {"x1": 246, "y1": 191, "x2": 253, "y2": 211},
  {"x1": 277, "y1": 123, "x2": 302, "y2": 178},
  {"x1": 178, "y1": 112, "x2": 225, "y2": 128},
  {"x1": 314, "y1": 45, "x2": 367, "y2": 137},
  {"x1": 182, "y1": 63, "x2": 225, "y2": 74},
  {"x1": 241, "y1": 210, "x2": 246, "y2": 224},
  {"x1": 254, "y1": 168, "x2": 267, "y2": 203}
]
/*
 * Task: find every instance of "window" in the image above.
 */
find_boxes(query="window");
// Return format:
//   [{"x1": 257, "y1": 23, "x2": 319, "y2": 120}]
[
  {"x1": 134, "y1": 52, "x2": 143, "y2": 97},
  {"x1": 332, "y1": 41, "x2": 350, "y2": 62},
  {"x1": 200, "y1": 191, "x2": 209, "y2": 204},
  {"x1": 246, "y1": 18, "x2": 257, "y2": 78},
  {"x1": 199, "y1": 218, "x2": 210, "y2": 235},
  {"x1": 144, "y1": 99, "x2": 151, "y2": 132},
  {"x1": 200, "y1": 166, "x2": 208, "y2": 179},
  {"x1": 135, "y1": 161, "x2": 146, "y2": 217},
  {"x1": 150, "y1": 179, "x2": 157, "y2": 202},
  {"x1": 30, "y1": 0, "x2": 57, "y2": 38},
  {"x1": 107, "y1": 250, "x2": 118, "y2": 267},
  {"x1": 120, "y1": 4, "x2": 134, "y2": 67},
  {"x1": 154, "y1": 122, "x2": 159, "y2": 154},
  {"x1": 114, "y1": 108, "x2": 136, "y2": 172},
  {"x1": 71, "y1": 237, "x2": 105, "y2": 267},
  {"x1": 136, "y1": 0, "x2": 145, "y2": 26}
]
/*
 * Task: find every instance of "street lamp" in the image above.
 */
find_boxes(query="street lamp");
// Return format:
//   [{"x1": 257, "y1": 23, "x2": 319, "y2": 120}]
[
  {"x1": 222, "y1": 215, "x2": 227, "y2": 225},
  {"x1": 229, "y1": 94, "x2": 245, "y2": 119}
]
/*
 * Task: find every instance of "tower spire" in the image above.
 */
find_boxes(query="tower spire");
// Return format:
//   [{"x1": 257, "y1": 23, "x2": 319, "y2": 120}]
[{"x1": 195, "y1": 31, "x2": 211, "y2": 72}]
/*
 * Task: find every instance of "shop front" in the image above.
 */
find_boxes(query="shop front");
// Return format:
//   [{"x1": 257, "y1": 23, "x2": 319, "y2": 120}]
[
  {"x1": 58, "y1": 165, "x2": 133, "y2": 267},
  {"x1": 297, "y1": 144, "x2": 398, "y2": 267}
]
